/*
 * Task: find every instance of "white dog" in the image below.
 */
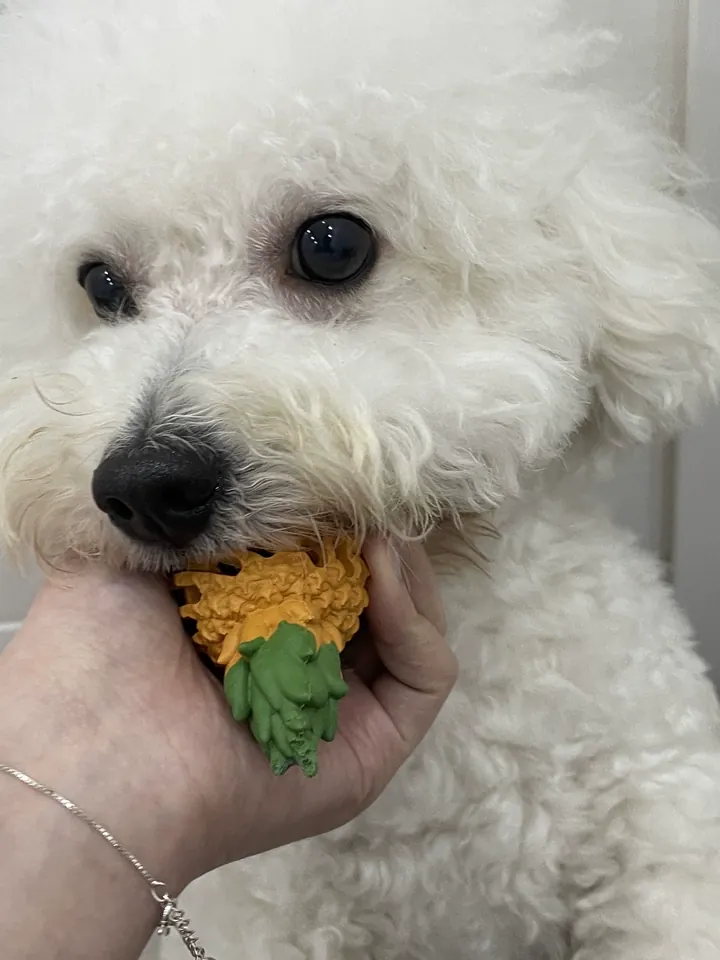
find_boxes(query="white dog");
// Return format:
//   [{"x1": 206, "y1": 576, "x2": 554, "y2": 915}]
[{"x1": 2, "y1": 0, "x2": 720, "y2": 957}]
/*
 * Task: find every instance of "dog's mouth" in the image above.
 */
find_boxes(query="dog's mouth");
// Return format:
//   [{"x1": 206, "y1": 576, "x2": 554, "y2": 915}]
[
  {"x1": 112, "y1": 527, "x2": 322, "y2": 573},
  {"x1": 170, "y1": 539, "x2": 372, "y2": 688},
  {"x1": 113, "y1": 504, "x2": 365, "y2": 573}
]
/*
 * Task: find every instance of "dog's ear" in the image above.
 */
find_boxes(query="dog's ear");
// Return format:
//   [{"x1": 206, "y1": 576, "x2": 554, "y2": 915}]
[{"x1": 559, "y1": 123, "x2": 720, "y2": 444}]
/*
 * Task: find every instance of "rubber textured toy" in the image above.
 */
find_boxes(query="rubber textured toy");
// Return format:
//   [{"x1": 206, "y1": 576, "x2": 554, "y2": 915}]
[{"x1": 174, "y1": 541, "x2": 369, "y2": 776}]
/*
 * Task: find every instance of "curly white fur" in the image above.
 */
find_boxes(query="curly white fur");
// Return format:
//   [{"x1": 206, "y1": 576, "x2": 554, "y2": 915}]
[{"x1": 2, "y1": 0, "x2": 720, "y2": 957}]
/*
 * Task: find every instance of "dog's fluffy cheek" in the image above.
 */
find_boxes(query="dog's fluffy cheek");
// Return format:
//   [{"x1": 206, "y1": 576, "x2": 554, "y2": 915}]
[
  {"x1": 383, "y1": 351, "x2": 589, "y2": 521},
  {"x1": 0, "y1": 381, "x2": 105, "y2": 563}
]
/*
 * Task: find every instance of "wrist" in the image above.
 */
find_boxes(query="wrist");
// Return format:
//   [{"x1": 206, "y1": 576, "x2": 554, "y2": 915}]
[
  {"x1": 0, "y1": 711, "x2": 205, "y2": 894},
  {"x1": 0, "y1": 766, "x2": 162, "y2": 956},
  {"x1": 0, "y1": 631, "x2": 210, "y2": 891}
]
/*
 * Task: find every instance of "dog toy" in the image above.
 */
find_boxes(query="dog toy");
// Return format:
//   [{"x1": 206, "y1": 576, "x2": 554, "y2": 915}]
[{"x1": 173, "y1": 541, "x2": 369, "y2": 777}]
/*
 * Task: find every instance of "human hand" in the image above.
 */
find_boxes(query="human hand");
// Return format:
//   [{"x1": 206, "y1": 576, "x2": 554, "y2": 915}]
[{"x1": 0, "y1": 539, "x2": 456, "y2": 891}]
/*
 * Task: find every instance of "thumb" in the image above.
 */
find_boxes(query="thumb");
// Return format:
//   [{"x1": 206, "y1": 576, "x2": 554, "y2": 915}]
[{"x1": 363, "y1": 538, "x2": 458, "y2": 749}]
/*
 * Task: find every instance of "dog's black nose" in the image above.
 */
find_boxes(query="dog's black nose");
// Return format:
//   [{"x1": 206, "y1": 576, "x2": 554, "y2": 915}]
[{"x1": 92, "y1": 442, "x2": 223, "y2": 547}]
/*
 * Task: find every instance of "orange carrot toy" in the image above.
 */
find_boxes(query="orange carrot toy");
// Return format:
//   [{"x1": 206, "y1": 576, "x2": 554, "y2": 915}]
[{"x1": 173, "y1": 541, "x2": 369, "y2": 777}]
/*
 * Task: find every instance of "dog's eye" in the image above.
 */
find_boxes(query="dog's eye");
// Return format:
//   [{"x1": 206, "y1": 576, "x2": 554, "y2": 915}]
[
  {"x1": 78, "y1": 262, "x2": 136, "y2": 320},
  {"x1": 290, "y1": 214, "x2": 375, "y2": 285}
]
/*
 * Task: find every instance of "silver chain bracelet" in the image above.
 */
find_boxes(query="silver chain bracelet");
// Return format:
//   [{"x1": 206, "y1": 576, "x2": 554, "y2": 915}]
[{"x1": 0, "y1": 763, "x2": 216, "y2": 959}]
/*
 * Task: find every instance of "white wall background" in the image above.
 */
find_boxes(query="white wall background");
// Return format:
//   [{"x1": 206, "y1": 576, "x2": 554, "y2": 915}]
[
  {"x1": 0, "y1": 0, "x2": 718, "y2": 682},
  {"x1": 674, "y1": 0, "x2": 720, "y2": 687}
]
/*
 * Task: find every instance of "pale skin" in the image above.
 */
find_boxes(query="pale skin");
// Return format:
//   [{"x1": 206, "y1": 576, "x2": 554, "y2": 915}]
[{"x1": 0, "y1": 539, "x2": 456, "y2": 960}]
